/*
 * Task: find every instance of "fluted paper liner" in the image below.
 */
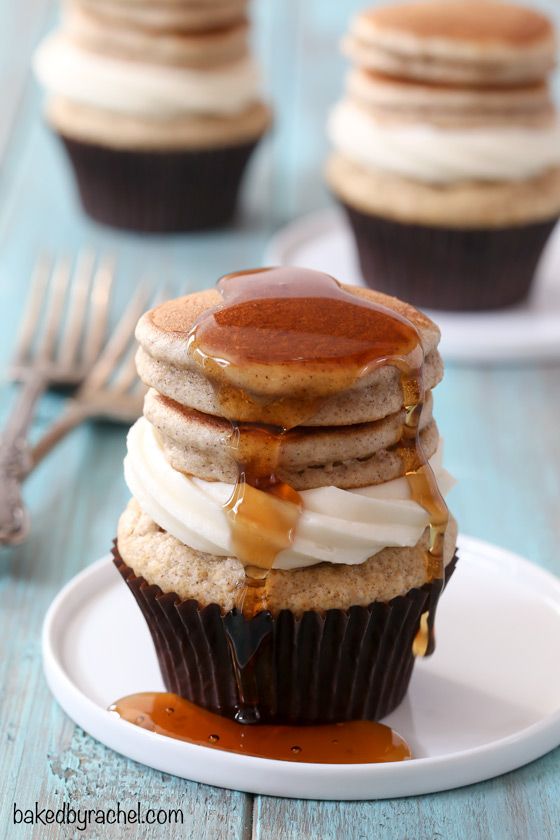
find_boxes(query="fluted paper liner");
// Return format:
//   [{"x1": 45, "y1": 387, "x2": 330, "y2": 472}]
[
  {"x1": 58, "y1": 135, "x2": 261, "y2": 233},
  {"x1": 113, "y1": 543, "x2": 458, "y2": 723},
  {"x1": 342, "y1": 202, "x2": 557, "y2": 312}
]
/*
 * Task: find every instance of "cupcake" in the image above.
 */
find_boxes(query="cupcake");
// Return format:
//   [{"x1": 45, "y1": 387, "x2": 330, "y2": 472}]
[
  {"x1": 113, "y1": 267, "x2": 457, "y2": 725},
  {"x1": 33, "y1": 0, "x2": 271, "y2": 232},
  {"x1": 326, "y1": 1, "x2": 560, "y2": 311}
]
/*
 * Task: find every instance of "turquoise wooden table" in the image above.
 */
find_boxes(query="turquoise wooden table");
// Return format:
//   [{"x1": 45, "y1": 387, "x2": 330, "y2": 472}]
[{"x1": 1, "y1": 1, "x2": 559, "y2": 838}]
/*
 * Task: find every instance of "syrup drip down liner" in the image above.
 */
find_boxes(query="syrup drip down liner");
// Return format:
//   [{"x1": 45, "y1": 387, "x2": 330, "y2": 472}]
[
  {"x1": 59, "y1": 135, "x2": 261, "y2": 232},
  {"x1": 342, "y1": 203, "x2": 558, "y2": 312},
  {"x1": 113, "y1": 545, "x2": 458, "y2": 724}
]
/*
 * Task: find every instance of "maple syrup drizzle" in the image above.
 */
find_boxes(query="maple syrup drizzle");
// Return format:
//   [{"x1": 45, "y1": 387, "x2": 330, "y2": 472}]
[
  {"x1": 394, "y1": 364, "x2": 449, "y2": 657},
  {"x1": 109, "y1": 693, "x2": 412, "y2": 764},
  {"x1": 222, "y1": 421, "x2": 303, "y2": 616}
]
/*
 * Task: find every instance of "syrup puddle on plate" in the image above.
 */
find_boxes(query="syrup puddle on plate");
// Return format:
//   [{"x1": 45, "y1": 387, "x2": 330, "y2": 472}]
[{"x1": 109, "y1": 692, "x2": 412, "y2": 764}]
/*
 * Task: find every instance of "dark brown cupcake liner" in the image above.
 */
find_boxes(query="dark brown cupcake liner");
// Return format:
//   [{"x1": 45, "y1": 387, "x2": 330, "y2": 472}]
[
  {"x1": 58, "y1": 134, "x2": 262, "y2": 232},
  {"x1": 341, "y1": 202, "x2": 558, "y2": 312},
  {"x1": 112, "y1": 543, "x2": 458, "y2": 724}
]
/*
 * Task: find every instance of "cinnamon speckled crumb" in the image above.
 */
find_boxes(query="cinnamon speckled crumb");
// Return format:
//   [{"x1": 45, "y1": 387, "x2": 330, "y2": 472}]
[{"x1": 117, "y1": 497, "x2": 457, "y2": 615}]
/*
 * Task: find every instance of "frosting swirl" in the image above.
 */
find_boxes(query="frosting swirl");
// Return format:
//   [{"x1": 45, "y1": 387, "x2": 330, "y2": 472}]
[
  {"x1": 34, "y1": 33, "x2": 262, "y2": 118},
  {"x1": 328, "y1": 99, "x2": 560, "y2": 183},
  {"x1": 124, "y1": 417, "x2": 455, "y2": 570}
]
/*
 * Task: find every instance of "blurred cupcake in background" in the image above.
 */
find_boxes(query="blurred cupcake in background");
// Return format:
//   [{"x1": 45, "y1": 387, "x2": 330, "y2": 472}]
[
  {"x1": 34, "y1": 0, "x2": 271, "y2": 232},
  {"x1": 326, "y1": 0, "x2": 560, "y2": 311}
]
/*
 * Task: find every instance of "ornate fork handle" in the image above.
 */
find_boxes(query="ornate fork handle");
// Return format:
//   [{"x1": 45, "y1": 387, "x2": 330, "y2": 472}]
[
  {"x1": 0, "y1": 375, "x2": 46, "y2": 545},
  {"x1": 0, "y1": 439, "x2": 32, "y2": 544}
]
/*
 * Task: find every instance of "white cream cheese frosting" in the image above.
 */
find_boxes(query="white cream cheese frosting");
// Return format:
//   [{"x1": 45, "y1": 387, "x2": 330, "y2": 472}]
[
  {"x1": 328, "y1": 99, "x2": 560, "y2": 183},
  {"x1": 124, "y1": 416, "x2": 455, "y2": 570},
  {"x1": 34, "y1": 32, "x2": 262, "y2": 118}
]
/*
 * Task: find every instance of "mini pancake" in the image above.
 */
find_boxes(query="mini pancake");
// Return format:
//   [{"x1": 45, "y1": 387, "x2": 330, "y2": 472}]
[
  {"x1": 73, "y1": 0, "x2": 248, "y2": 33},
  {"x1": 135, "y1": 282, "x2": 443, "y2": 427},
  {"x1": 66, "y1": 5, "x2": 250, "y2": 68},
  {"x1": 143, "y1": 388, "x2": 437, "y2": 489},
  {"x1": 347, "y1": 69, "x2": 554, "y2": 129},
  {"x1": 345, "y1": 1, "x2": 555, "y2": 86}
]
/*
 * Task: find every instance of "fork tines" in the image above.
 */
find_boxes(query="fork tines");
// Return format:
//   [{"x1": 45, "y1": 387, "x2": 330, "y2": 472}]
[{"x1": 11, "y1": 250, "x2": 114, "y2": 384}]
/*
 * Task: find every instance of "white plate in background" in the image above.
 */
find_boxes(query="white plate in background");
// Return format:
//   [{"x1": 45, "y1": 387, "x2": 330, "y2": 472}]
[
  {"x1": 265, "y1": 208, "x2": 560, "y2": 364},
  {"x1": 42, "y1": 535, "x2": 560, "y2": 800}
]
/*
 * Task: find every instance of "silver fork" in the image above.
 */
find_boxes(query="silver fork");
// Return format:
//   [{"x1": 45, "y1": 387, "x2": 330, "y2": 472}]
[
  {"x1": 28, "y1": 282, "x2": 155, "y2": 475},
  {"x1": 0, "y1": 252, "x2": 113, "y2": 544}
]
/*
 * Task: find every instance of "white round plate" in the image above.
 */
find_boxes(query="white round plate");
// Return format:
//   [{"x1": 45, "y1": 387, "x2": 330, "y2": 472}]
[
  {"x1": 42, "y1": 535, "x2": 560, "y2": 801},
  {"x1": 265, "y1": 208, "x2": 560, "y2": 364}
]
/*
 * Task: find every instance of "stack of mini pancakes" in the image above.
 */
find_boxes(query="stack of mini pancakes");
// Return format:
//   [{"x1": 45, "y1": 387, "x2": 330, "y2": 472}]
[
  {"x1": 34, "y1": 0, "x2": 269, "y2": 230},
  {"x1": 327, "y1": 0, "x2": 560, "y2": 310},
  {"x1": 115, "y1": 271, "x2": 457, "y2": 723}
]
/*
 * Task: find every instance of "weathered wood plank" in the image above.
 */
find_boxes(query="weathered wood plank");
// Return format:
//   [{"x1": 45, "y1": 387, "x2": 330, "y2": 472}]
[
  {"x1": 438, "y1": 365, "x2": 560, "y2": 571},
  {"x1": 1, "y1": 1, "x2": 560, "y2": 838},
  {"x1": 253, "y1": 746, "x2": 560, "y2": 840}
]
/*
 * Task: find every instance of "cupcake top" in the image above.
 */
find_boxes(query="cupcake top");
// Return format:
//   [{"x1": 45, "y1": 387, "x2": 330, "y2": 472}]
[
  {"x1": 34, "y1": 0, "x2": 270, "y2": 150},
  {"x1": 124, "y1": 268, "x2": 453, "y2": 578}
]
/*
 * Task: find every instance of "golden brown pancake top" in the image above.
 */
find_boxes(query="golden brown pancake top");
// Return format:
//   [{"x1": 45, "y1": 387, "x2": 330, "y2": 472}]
[{"x1": 362, "y1": 1, "x2": 553, "y2": 46}]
